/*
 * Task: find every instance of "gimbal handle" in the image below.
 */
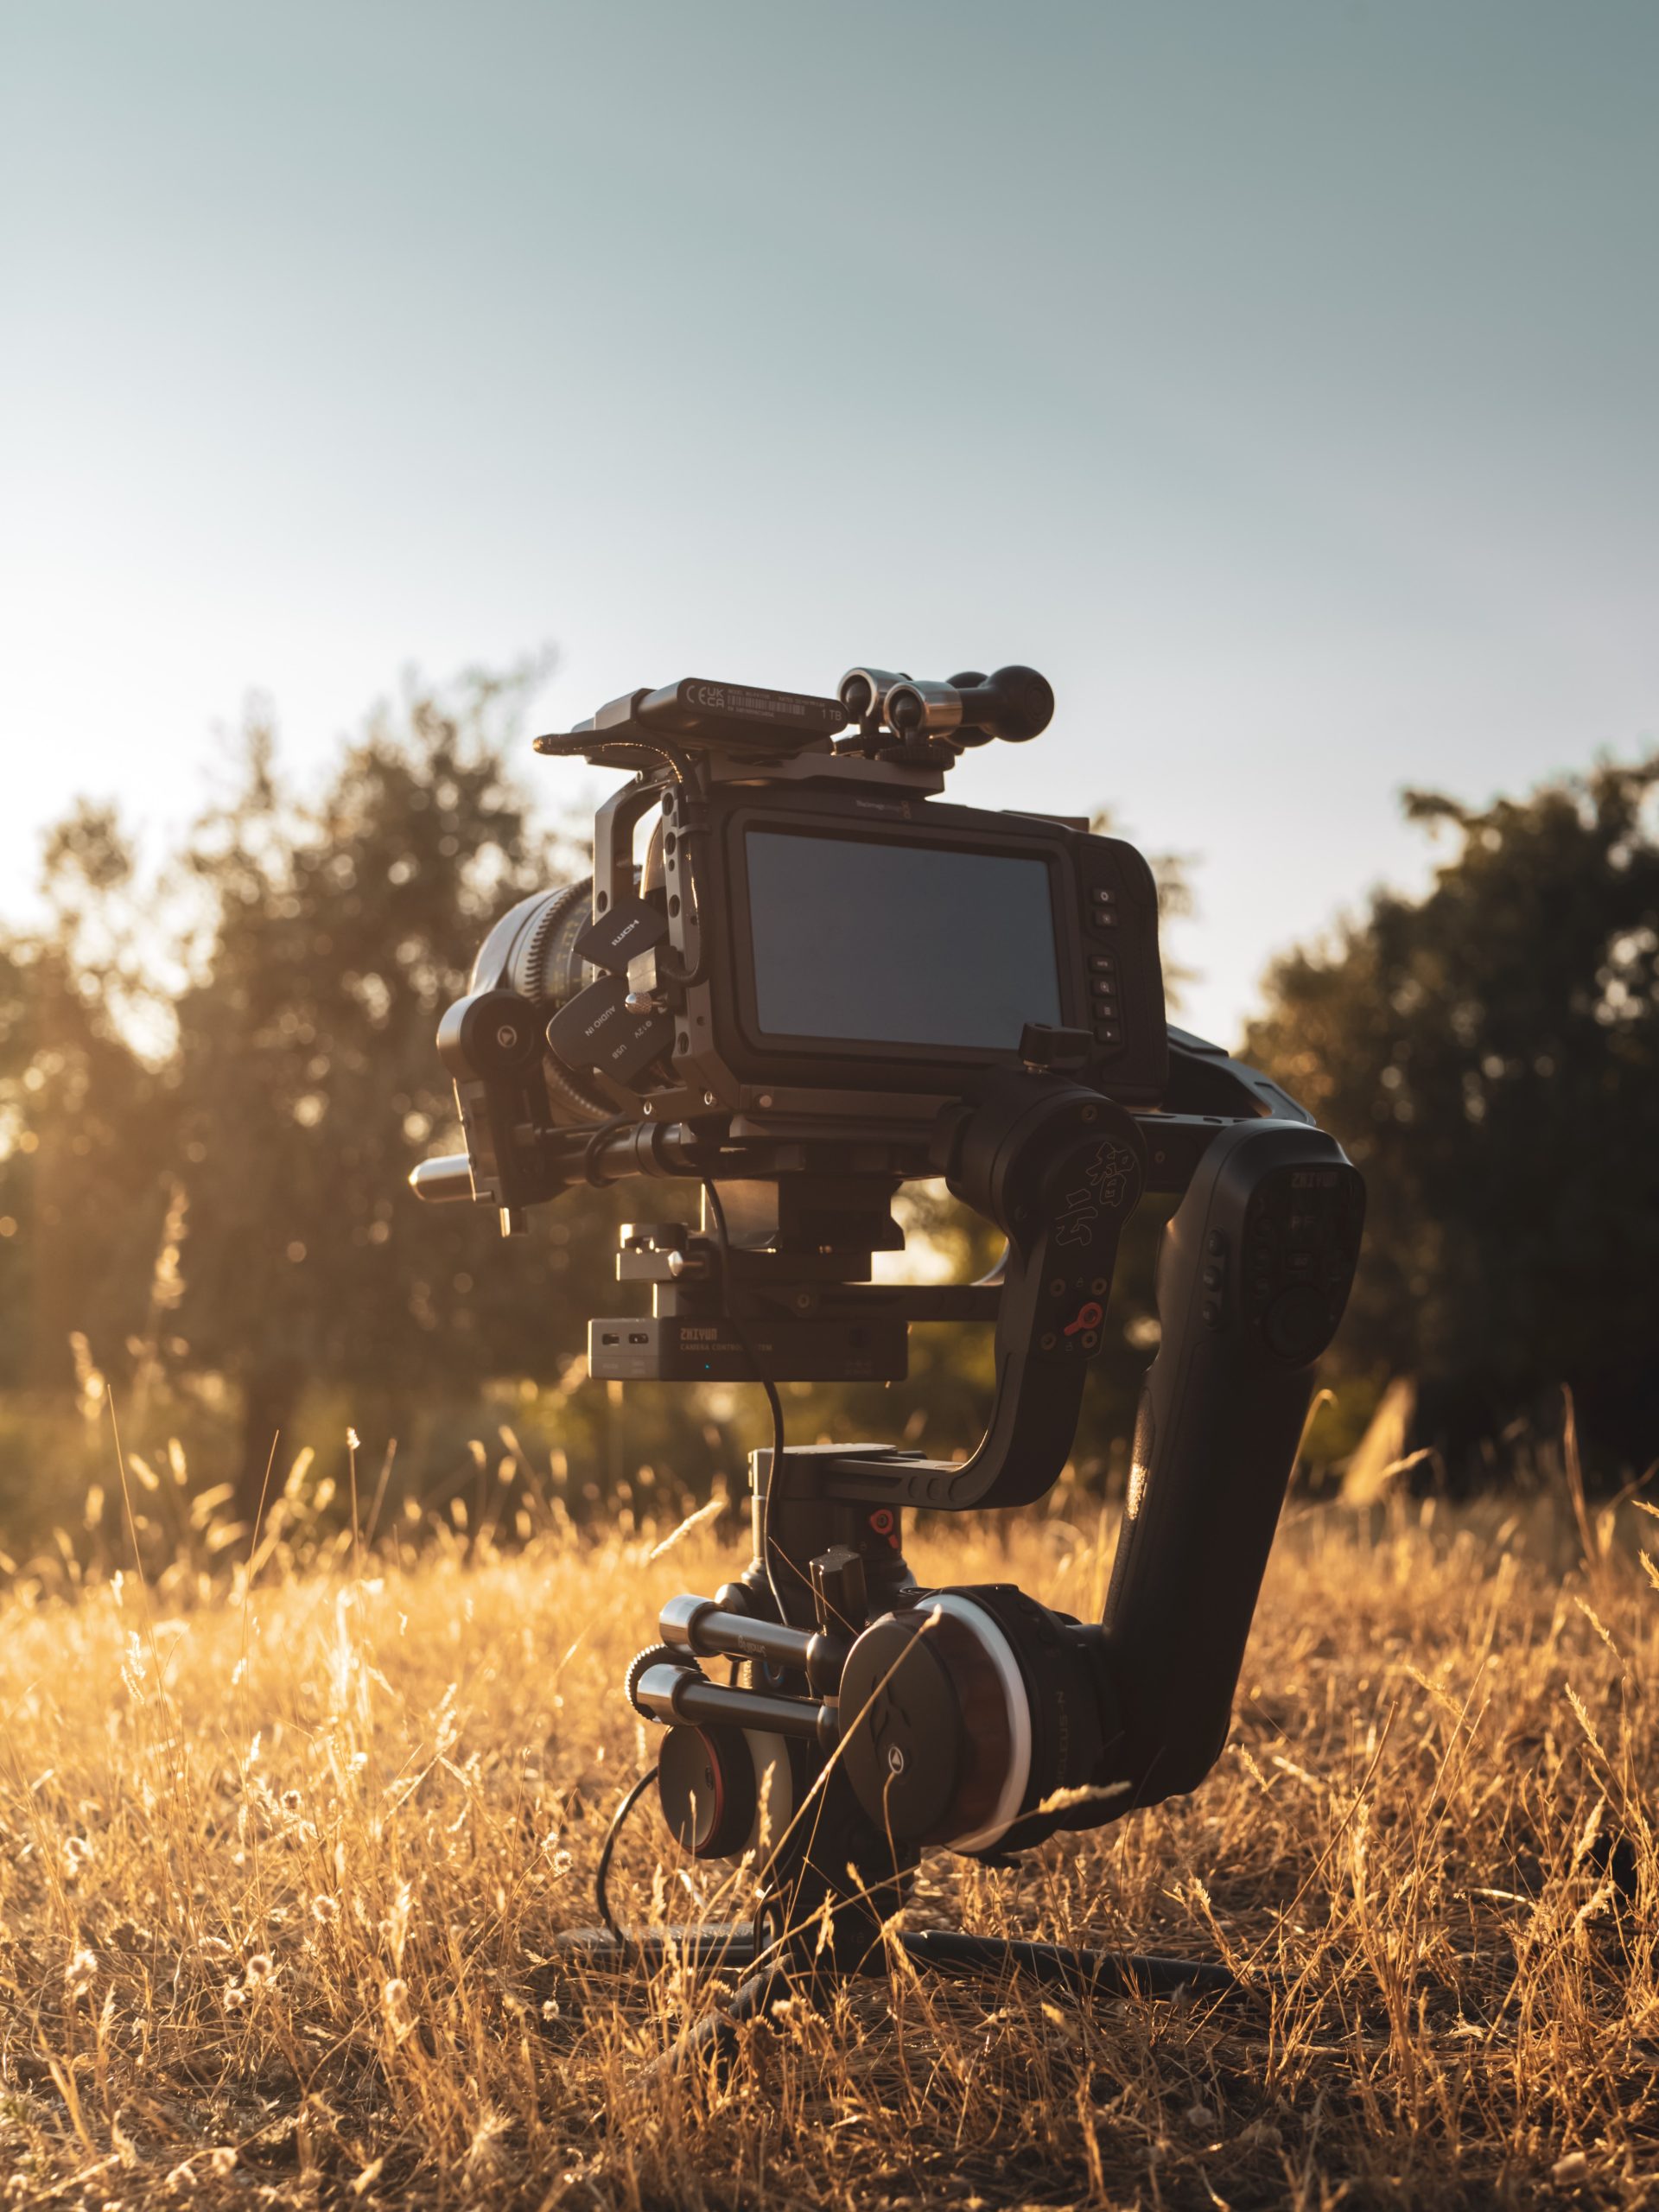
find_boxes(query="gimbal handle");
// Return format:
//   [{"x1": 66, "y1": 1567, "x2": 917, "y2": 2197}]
[
  {"x1": 1096, "y1": 1116, "x2": 1363, "y2": 1811},
  {"x1": 735, "y1": 1104, "x2": 1363, "y2": 1853}
]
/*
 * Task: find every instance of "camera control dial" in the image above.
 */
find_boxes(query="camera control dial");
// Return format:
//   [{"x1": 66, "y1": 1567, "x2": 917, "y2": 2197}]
[
  {"x1": 837, "y1": 1584, "x2": 1111, "y2": 1855},
  {"x1": 657, "y1": 1723, "x2": 759, "y2": 1859},
  {"x1": 837, "y1": 1593, "x2": 1029, "y2": 1852}
]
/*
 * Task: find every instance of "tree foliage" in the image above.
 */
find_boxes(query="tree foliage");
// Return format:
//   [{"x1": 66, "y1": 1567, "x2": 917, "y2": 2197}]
[
  {"x1": 8, "y1": 681, "x2": 1653, "y2": 1523},
  {"x1": 0, "y1": 807, "x2": 176, "y2": 1396},
  {"x1": 0, "y1": 672, "x2": 634, "y2": 1519},
  {"x1": 1243, "y1": 753, "x2": 1659, "y2": 1474},
  {"x1": 165, "y1": 674, "x2": 629, "y2": 1512}
]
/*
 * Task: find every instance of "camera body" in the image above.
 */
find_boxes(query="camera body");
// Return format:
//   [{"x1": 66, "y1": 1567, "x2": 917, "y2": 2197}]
[
  {"x1": 619, "y1": 766, "x2": 1166, "y2": 1122},
  {"x1": 461, "y1": 678, "x2": 1165, "y2": 1143}
]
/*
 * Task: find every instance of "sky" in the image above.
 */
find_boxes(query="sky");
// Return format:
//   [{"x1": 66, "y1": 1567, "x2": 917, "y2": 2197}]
[{"x1": 3, "y1": 0, "x2": 1655, "y2": 1046}]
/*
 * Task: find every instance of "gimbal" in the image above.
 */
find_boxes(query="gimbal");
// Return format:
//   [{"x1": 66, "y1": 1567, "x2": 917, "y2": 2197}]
[{"x1": 412, "y1": 664, "x2": 1364, "y2": 2063}]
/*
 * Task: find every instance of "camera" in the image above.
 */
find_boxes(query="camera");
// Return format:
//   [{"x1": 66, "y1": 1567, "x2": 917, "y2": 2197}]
[
  {"x1": 446, "y1": 662, "x2": 1160, "y2": 1123},
  {"x1": 413, "y1": 661, "x2": 1364, "y2": 2045}
]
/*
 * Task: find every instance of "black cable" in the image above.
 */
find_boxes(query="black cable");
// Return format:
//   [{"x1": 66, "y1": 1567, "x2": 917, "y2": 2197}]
[
  {"x1": 601, "y1": 735, "x2": 701, "y2": 787},
  {"x1": 700, "y1": 1179, "x2": 787, "y2": 1623},
  {"x1": 580, "y1": 1113, "x2": 632, "y2": 1185},
  {"x1": 536, "y1": 733, "x2": 702, "y2": 788},
  {"x1": 594, "y1": 1767, "x2": 659, "y2": 1942}
]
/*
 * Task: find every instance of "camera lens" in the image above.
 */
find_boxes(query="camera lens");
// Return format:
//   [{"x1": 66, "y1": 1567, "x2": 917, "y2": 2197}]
[
  {"x1": 504, "y1": 883, "x2": 594, "y2": 1012},
  {"x1": 469, "y1": 881, "x2": 613, "y2": 1122}
]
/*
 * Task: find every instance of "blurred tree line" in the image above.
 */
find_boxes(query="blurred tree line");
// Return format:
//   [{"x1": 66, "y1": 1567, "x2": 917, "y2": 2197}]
[
  {"x1": 1245, "y1": 755, "x2": 1659, "y2": 1480},
  {"x1": 0, "y1": 671, "x2": 617, "y2": 1535},
  {"x1": 0, "y1": 671, "x2": 1654, "y2": 1557}
]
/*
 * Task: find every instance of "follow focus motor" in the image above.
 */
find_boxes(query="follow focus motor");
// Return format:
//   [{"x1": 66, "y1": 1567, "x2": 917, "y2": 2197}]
[{"x1": 412, "y1": 663, "x2": 1364, "y2": 2032}]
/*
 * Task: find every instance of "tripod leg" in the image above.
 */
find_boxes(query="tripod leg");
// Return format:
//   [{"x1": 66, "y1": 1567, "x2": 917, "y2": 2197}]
[
  {"x1": 645, "y1": 1962, "x2": 796, "y2": 2079},
  {"x1": 556, "y1": 1924, "x2": 759, "y2": 1975},
  {"x1": 900, "y1": 1929, "x2": 1240, "y2": 2001},
  {"x1": 645, "y1": 1932, "x2": 1243, "y2": 2078},
  {"x1": 573, "y1": 1751, "x2": 911, "y2": 2082}
]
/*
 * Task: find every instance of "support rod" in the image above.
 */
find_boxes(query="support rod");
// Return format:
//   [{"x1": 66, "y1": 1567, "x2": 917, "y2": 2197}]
[{"x1": 632, "y1": 1663, "x2": 836, "y2": 1749}]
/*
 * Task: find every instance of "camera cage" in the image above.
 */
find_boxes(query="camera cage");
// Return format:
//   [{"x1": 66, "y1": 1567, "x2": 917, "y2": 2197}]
[{"x1": 519, "y1": 673, "x2": 1165, "y2": 1129}]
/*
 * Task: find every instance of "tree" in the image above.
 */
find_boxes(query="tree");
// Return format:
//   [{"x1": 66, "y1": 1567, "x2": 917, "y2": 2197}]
[
  {"x1": 0, "y1": 808, "x2": 176, "y2": 1398},
  {"x1": 1243, "y1": 753, "x2": 1659, "y2": 1477},
  {"x1": 168, "y1": 671, "x2": 617, "y2": 1517}
]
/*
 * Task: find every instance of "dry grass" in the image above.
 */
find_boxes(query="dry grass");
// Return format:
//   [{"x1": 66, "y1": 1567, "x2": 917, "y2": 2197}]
[{"x1": 1, "y1": 1474, "x2": 1656, "y2": 2210}]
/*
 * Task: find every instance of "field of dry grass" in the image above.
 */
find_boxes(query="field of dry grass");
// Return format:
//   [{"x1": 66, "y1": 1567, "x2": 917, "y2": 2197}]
[{"x1": 0, "y1": 1461, "x2": 1655, "y2": 2210}]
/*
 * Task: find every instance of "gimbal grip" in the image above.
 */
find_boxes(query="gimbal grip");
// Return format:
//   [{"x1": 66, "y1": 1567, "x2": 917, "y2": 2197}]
[{"x1": 1098, "y1": 1120, "x2": 1363, "y2": 1812}]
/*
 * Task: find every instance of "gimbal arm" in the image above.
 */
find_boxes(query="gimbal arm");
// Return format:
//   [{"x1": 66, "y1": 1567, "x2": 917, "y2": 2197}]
[
  {"x1": 1091, "y1": 1113, "x2": 1363, "y2": 1817},
  {"x1": 804, "y1": 1060, "x2": 1362, "y2": 1838},
  {"x1": 925, "y1": 1073, "x2": 1150, "y2": 1510}
]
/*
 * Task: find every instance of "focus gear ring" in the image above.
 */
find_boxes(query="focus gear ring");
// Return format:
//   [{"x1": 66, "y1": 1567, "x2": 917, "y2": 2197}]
[
  {"x1": 626, "y1": 1643, "x2": 699, "y2": 1718},
  {"x1": 508, "y1": 879, "x2": 615, "y2": 1122}
]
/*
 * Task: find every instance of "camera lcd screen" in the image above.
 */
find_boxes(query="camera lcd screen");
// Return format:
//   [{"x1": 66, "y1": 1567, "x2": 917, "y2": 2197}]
[{"x1": 744, "y1": 830, "x2": 1064, "y2": 1051}]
